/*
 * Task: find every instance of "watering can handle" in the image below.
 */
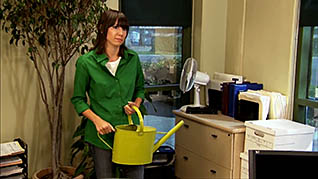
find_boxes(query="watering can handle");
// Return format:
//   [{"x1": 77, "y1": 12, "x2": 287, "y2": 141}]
[
  {"x1": 97, "y1": 132, "x2": 113, "y2": 149},
  {"x1": 98, "y1": 106, "x2": 144, "y2": 150},
  {"x1": 127, "y1": 105, "x2": 144, "y2": 133}
]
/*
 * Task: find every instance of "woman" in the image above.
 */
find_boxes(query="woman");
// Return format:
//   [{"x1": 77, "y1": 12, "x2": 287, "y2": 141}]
[{"x1": 71, "y1": 9, "x2": 145, "y2": 178}]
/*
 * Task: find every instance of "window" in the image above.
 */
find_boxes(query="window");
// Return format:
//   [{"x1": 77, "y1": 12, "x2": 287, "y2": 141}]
[
  {"x1": 294, "y1": 27, "x2": 318, "y2": 122},
  {"x1": 121, "y1": 0, "x2": 192, "y2": 148},
  {"x1": 126, "y1": 26, "x2": 185, "y2": 148},
  {"x1": 294, "y1": 26, "x2": 318, "y2": 123},
  {"x1": 293, "y1": 0, "x2": 318, "y2": 127},
  {"x1": 126, "y1": 26, "x2": 183, "y2": 86},
  {"x1": 294, "y1": 12, "x2": 318, "y2": 149},
  {"x1": 120, "y1": 0, "x2": 192, "y2": 98}
]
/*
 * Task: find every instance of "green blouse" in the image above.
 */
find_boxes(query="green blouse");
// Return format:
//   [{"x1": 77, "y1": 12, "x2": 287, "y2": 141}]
[{"x1": 71, "y1": 49, "x2": 145, "y2": 150}]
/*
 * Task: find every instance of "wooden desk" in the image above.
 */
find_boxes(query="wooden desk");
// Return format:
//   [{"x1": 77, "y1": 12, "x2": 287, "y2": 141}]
[{"x1": 173, "y1": 111, "x2": 245, "y2": 179}]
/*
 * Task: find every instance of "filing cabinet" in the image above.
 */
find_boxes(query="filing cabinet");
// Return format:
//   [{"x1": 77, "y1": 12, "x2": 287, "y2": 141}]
[{"x1": 173, "y1": 111, "x2": 245, "y2": 179}]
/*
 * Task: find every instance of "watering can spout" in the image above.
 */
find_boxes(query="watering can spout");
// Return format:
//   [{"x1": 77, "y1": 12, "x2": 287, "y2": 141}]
[{"x1": 152, "y1": 120, "x2": 184, "y2": 153}]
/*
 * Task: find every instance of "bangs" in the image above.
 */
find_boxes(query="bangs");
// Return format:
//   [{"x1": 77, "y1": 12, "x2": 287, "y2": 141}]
[
  {"x1": 93, "y1": 10, "x2": 129, "y2": 55},
  {"x1": 116, "y1": 14, "x2": 129, "y2": 31}
]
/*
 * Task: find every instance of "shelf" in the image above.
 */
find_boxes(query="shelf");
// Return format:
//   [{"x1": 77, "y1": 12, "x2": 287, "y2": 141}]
[{"x1": 0, "y1": 138, "x2": 28, "y2": 178}]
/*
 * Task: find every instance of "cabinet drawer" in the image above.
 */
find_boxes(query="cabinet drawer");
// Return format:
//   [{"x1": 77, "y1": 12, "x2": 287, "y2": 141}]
[
  {"x1": 176, "y1": 117, "x2": 233, "y2": 169},
  {"x1": 175, "y1": 146, "x2": 232, "y2": 179}
]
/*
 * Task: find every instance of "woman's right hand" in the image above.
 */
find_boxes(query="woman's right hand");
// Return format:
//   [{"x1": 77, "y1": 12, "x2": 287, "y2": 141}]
[
  {"x1": 82, "y1": 109, "x2": 115, "y2": 135},
  {"x1": 94, "y1": 117, "x2": 115, "y2": 135}
]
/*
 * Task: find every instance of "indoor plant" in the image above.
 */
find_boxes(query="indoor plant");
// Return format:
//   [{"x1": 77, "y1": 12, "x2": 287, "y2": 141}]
[{"x1": 0, "y1": 0, "x2": 107, "y2": 178}]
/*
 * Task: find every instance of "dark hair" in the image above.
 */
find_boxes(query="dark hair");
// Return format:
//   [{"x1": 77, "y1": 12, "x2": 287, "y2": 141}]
[{"x1": 92, "y1": 9, "x2": 129, "y2": 56}]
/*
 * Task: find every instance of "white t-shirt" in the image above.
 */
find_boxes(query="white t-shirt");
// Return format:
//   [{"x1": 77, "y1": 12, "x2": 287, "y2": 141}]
[{"x1": 105, "y1": 57, "x2": 121, "y2": 76}]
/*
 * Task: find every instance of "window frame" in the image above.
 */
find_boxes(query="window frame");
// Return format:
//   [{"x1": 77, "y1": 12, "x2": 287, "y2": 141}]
[{"x1": 293, "y1": 26, "x2": 318, "y2": 124}]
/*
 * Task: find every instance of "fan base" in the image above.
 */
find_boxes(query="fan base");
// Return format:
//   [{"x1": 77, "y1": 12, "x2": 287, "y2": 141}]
[{"x1": 180, "y1": 105, "x2": 217, "y2": 114}]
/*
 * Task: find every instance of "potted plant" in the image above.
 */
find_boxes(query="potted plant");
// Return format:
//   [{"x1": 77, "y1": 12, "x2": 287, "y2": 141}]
[
  {"x1": 0, "y1": 0, "x2": 107, "y2": 178},
  {"x1": 70, "y1": 117, "x2": 94, "y2": 178}
]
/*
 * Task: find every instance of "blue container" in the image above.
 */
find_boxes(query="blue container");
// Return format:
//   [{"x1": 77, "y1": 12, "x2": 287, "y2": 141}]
[
  {"x1": 246, "y1": 83, "x2": 263, "y2": 90},
  {"x1": 228, "y1": 84, "x2": 247, "y2": 117},
  {"x1": 228, "y1": 83, "x2": 263, "y2": 117}
]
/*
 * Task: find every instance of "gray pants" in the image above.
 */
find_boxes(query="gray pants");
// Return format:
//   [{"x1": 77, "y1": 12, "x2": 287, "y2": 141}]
[{"x1": 90, "y1": 145, "x2": 144, "y2": 179}]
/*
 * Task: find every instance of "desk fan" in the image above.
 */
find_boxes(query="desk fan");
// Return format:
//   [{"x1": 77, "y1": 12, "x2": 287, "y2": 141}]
[{"x1": 179, "y1": 57, "x2": 210, "y2": 113}]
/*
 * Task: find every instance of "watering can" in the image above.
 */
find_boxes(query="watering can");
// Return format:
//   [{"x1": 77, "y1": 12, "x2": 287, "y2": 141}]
[{"x1": 98, "y1": 105, "x2": 184, "y2": 165}]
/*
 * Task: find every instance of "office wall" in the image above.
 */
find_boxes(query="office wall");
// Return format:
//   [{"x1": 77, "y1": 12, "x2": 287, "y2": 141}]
[
  {"x1": 242, "y1": 0, "x2": 298, "y2": 96},
  {"x1": 224, "y1": 0, "x2": 299, "y2": 118},
  {"x1": 225, "y1": 0, "x2": 246, "y2": 75},
  {"x1": 193, "y1": 0, "x2": 228, "y2": 78},
  {"x1": 192, "y1": 0, "x2": 202, "y2": 64},
  {"x1": 225, "y1": 0, "x2": 299, "y2": 97},
  {"x1": 0, "y1": 0, "x2": 119, "y2": 176}
]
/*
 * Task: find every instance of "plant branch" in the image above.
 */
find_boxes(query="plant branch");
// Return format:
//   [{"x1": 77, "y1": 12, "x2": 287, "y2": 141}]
[{"x1": 0, "y1": 1, "x2": 107, "y2": 178}]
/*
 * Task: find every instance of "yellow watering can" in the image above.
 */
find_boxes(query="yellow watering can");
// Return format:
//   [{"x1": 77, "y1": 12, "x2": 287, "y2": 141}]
[{"x1": 98, "y1": 105, "x2": 184, "y2": 165}]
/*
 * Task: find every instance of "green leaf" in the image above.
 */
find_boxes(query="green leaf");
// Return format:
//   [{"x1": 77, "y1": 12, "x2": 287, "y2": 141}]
[
  {"x1": 70, "y1": 148, "x2": 80, "y2": 164},
  {"x1": 60, "y1": 2, "x2": 66, "y2": 10},
  {"x1": 86, "y1": 169, "x2": 95, "y2": 179},
  {"x1": 9, "y1": 37, "x2": 14, "y2": 44},
  {"x1": 29, "y1": 56, "x2": 34, "y2": 61},
  {"x1": 81, "y1": 45, "x2": 89, "y2": 55},
  {"x1": 37, "y1": 16, "x2": 43, "y2": 23},
  {"x1": 72, "y1": 127, "x2": 85, "y2": 138},
  {"x1": 72, "y1": 37, "x2": 77, "y2": 43},
  {"x1": 74, "y1": 162, "x2": 87, "y2": 177},
  {"x1": 38, "y1": 33, "x2": 46, "y2": 46},
  {"x1": 83, "y1": 144, "x2": 89, "y2": 154},
  {"x1": 15, "y1": 38, "x2": 19, "y2": 46},
  {"x1": 71, "y1": 137, "x2": 85, "y2": 148},
  {"x1": 0, "y1": 10, "x2": 4, "y2": 20},
  {"x1": 52, "y1": 61, "x2": 60, "y2": 70},
  {"x1": 72, "y1": 118, "x2": 87, "y2": 138}
]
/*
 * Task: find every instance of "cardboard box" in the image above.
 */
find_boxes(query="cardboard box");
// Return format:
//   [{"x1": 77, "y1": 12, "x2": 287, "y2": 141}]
[{"x1": 244, "y1": 119, "x2": 315, "y2": 152}]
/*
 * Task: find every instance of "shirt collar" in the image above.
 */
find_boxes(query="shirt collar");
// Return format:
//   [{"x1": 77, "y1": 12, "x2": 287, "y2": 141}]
[
  {"x1": 92, "y1": 48, "x2": 133, "y2": 63},
  {"x1": 123, "y1": 49, "x2": 129, "y2": 59},
  {"x1": 92, "y1": 49, "x2": 108, "y2": 63}
]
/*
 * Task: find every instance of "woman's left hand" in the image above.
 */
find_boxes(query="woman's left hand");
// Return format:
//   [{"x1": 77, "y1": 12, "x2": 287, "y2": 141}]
[{"x1": 124, "y1": 101, "x2": 139, "y2": 115}]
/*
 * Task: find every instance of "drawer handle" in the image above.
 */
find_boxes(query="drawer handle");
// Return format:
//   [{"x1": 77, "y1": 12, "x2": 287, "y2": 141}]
[
  {"x1": 254, "y1": 131, "x2": 265, "y2": 138},
  {"x1": 210, "y1": 169, "x2": 216, "y2": 174},
  {"x1": 211, "y1": 134, "x2": 218, "y2": 139},
  {"x1": 183, "y1": 156, "x2": 188, "y2": 161},
  {"x1": 184, "y1": 124, "x2": 189, "y2": 128}
]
